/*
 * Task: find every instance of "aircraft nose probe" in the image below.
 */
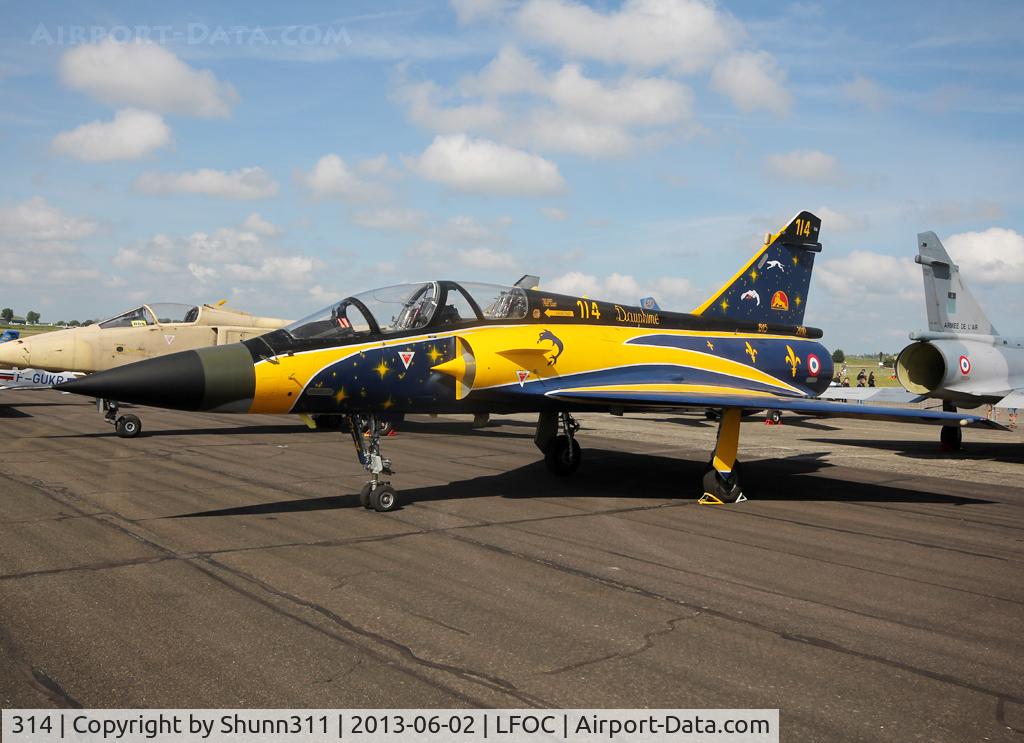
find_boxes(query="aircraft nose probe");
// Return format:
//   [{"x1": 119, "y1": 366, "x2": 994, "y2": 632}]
[{"x1": 55, "y1": 344, "x2": 258, "y2": 434}]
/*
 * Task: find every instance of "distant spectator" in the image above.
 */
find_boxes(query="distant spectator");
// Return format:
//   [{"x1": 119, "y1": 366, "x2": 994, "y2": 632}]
[
  {"x1": 868, "y1": 372, "x2": 876, "y2": 387},
  {"x1": 856, "y1": 368, "x2": 867, "y2": 384},
  {"x1": 841, "y1": 377, "x2": 850, "y2": 387}
]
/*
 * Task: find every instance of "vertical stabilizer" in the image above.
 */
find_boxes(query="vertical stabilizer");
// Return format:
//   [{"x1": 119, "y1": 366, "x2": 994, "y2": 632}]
[
  {"x1": 693, "y1": 211, "x2": 822, "y2": 327},
  {"x1": 916, "y1": 232, "x2": 997, "y2": 335}
]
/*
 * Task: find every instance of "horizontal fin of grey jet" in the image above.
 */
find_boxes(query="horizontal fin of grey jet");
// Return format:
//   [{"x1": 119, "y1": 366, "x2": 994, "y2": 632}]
[
  {"x1": 819, "y1": 387, "x2": 926, "y2": 404},
  {"x1": 994, "y1": 390, "x2": 1024, "y2": 409}
]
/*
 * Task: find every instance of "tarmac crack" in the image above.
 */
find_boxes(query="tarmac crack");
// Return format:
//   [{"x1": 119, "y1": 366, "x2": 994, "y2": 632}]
[
  {"x1": 0, "y1": 471, "x2": 507, "y2": 707},
  {"x1": 606, "y1": 510, "x2": 1024, "y2": 606},
  {"x1": 723, "y1": 507, "x2": 1016, "y2": 562},
  {"x1": 437, "y1": 527, "x2": 1024, "y2": 709},
  {"x1": 536, "y1": 613, "x2": 699, "y2": 678},
  {"x1": 200, "y1": 555, "x2": 552, "y2": 707}
]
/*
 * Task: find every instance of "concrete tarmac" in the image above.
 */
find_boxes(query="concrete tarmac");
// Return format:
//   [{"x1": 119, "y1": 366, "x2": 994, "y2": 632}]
[{"x1": 1, "y1": 391, "x2": 1022, "y2": 741}]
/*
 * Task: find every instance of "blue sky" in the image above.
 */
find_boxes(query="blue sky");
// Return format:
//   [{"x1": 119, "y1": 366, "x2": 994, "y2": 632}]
[{"x1": 0, "y1": 0, "x2": 1022, "y2": 351}]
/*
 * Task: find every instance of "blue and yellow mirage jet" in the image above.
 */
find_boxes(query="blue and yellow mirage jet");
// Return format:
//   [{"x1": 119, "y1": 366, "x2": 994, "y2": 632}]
[{"x1": 57, "y1": 211, "x2": 1000, "y2": 509}]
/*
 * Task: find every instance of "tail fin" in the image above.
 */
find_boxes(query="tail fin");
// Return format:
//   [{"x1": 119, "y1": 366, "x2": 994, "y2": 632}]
[
  {"x1": 916, "y1": 232, "x2": 997, "y2": 335},
  {"x1": 693, "y1": 211, "x2": 822, "y2": 326}
]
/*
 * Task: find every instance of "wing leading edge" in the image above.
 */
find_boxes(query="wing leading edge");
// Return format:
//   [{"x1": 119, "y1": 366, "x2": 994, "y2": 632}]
[{"x1": 546, "y1": 388, "x2": 1004, "y2": 429}]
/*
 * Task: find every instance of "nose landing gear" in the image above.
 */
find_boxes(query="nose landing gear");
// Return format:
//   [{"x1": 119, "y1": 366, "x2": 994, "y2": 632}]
[
  {"x1": 99, "y1": 398, "x2": 142, "y2": 438},
  {"x1": 348, "y1": 413, "x2": 399, "y2": 512}
]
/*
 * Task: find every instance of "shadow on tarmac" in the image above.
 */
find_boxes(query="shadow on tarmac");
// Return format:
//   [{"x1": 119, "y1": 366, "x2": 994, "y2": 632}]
[
  {"x1": 806, "y1": 437, "x2": 1024, "y2": 465},
  {"x1": 173, "y1": 448, "x2": 992, "y2": 519}
]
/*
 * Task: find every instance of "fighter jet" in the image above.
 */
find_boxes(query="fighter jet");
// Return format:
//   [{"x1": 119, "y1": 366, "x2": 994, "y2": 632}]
[
  {"x1": 56, "y1": 212, "x2": 1001, "y2": 508},
  {"x1": 0, "y1": 301, "x2": 288, "y2": 436},
  {"x1": 894, "y1": 232, "x2": 1022, "y2": 448}
]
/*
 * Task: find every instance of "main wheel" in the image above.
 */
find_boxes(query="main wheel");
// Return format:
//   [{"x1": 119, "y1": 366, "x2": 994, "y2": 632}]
[
  {"x1": 369, "y1": 484, "x2": 399, "y2": 512},
  {"x1": 767, "y1": 410, "x2": 782, "y2": 424},
  {"x1": 939, "y1": 425, "x2": 962, "y2": 451},
  {"x1": 544, "y1": 435, "x2": 581, "y2": 476},
  {"x1": 115, "y1": 414, "x2": 142, "y2": 438},
  {"x1": 358, "y1": 482, "x2": 373, "y2": 508},
  {"x1": 700, "y1": 464, "x2": 744, "y2": 504}
]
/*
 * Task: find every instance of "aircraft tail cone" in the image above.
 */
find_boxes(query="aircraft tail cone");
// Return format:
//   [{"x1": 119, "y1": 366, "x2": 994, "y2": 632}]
[{"x1": 55, "y1": 344, "x2": 256, "y2": 412}]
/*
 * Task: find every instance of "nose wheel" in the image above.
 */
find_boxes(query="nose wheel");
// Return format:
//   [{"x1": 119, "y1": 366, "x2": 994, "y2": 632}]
[
  {"x1": 99, "y1": 399, "x2": 143, "y2": 438},
  {"x1": 349, "y1": 414, "x2": 400, "y2": 512}
]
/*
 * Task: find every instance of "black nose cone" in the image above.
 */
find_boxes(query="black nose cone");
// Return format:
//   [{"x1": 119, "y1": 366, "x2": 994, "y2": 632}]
[{"x1": 55, "y1": 344, "x2": 255, "y2": 412}]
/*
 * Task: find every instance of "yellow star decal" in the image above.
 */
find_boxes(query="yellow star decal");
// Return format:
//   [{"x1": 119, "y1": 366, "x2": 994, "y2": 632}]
[
  {"x1": 374, "y1": 359, "x2": 390, "y2": 379},
  {"x1": 792, "y1": 255, "x2": 799, "y2": 266},
  {"x1": 720, "y1": 299, "x2": 729, "y2": 311},
  {"x1": 334, "y1": 387, "x2": 347, "y2": 403},
  {"x1": 381, "y1": 397, "x2": 394, "y2": 410},
  {"x1": 427, "y1": 346, "x2": 442, "y2": 363},
  {"x1": 795, "y1": 295, "x2": 802, "y2": 306},
  {"x1": 749, "y1": 269, "x2": 759, "y2": 282}
]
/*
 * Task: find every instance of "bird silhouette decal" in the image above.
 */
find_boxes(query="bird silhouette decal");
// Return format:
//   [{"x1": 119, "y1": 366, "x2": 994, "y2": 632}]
[{"x1": 538, "y1": 330, "x2": 564, "y2": 366}]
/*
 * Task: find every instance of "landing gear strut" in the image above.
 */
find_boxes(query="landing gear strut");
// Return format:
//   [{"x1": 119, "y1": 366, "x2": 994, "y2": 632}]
[
  {"x1": 348, "y1": 413, "x2": 398, "y2": 512},
  {"x1": 99, "y1": 398, "x2": 142, "y2": 438},
  {"x1": 939, "y1": 401, "x2": 962, "y2": 452},
  {"x1": 535, "y1": 411, "x2": 582, "y2": 476},
  {"x1": 699, "y1": 408, "x2": 746, "y2": 505}
]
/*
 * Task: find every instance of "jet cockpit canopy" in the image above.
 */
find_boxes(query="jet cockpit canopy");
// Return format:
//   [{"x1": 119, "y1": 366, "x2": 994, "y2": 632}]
[
  {"x1": 285, "y1": 281, "x2": 528, "y2": 341},
  {"x1": 98, "y1": 303, "x2": 200, "y2": 329}
]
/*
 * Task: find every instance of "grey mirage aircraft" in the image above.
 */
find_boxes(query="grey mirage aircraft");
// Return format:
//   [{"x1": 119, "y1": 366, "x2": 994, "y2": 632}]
[{"x1": 825, "y1": 231, "x2": 1022, "y2": 449}]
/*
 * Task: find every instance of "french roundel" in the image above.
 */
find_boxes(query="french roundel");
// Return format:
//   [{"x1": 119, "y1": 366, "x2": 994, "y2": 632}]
[
  {"x1": 959, "y1": 355, "x2": 971, "y2": 375},
  {"x1": 807, "y1": 353, "x2": 821, "y2": 376}
]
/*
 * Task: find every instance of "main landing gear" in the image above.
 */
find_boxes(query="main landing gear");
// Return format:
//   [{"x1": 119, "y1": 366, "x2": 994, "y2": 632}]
[
  {"x1": 534, "y1": 411, "x2": 582, "y2": 476},
  {"x1": 699, "y1": 407, "x2": 747, "y2": 505},
  {"x1": 939, "y1": 400, "x2": 962, "y2": 452},
  {"x1": 347, "y1": 413, "x2": 399, "y2": 512},
  {"x1": 99, "y1": 398, "x2": 142, "y2": 438}
]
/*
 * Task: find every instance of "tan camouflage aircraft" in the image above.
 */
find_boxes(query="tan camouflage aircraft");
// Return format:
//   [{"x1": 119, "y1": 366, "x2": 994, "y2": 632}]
[{"x1": 0, "y1": 301, "x2": 288, "y2": 436}]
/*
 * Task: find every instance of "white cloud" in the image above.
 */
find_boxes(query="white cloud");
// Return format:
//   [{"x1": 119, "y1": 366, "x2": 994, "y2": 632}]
[
  {"x1": 113, "y1": 217, "x2": 320, "y2": 293},
  {"x1": 841, "y1": 75, "x2": 890, "y2": 112},
  {"x1": 452, "y1": 0, "x2": 513, "y2": 24},
  {"x1": 765, "y1": 150, "x2": 840, "y2": 183},
  {"x1": 442, "y1": 215, "x2": 505, "y2": 244},
  {"x1": 817, "y1": 250, "x2": 920, "y2": 302},
  {"x1": 945, "y1": 228, "x2": 1024, "y2": 284},
  {"x1": 541, "y1": 207, "x2": 568, "y2": 221},
  {"x1": 51, "y1": 108, "x2": 171, "y2": 162},
  {"x1": 224, "y1": 255, "x2": 316, "y2": 285},
  {"x1": 816, "y1": 207, "x2": 867, "y2": 233},
  {"x1": 515, "y1": 0, "x2": 738, "y2": 74},
  {"x1": 397, "y1": 80, "x2": 505, "y2": 133},
  {"x1": 298, "y1": 154, "x2": 390, "y2": 201},
  {"x1": 0, "y1": 197, "x2": 101, "y2": 289},
  {"x1": 405, "y1": 134, "x2": 565, "y2": 196},
  {"x1": 711, "y1": 52, "x2": 791, "y2": 115},
  {"x1": 460, "y1": 45, "x2": 547, "y2": 96},
  {"x1": 241, "y1": 212, "x2": 280, "y2": 236},
  {"x1": 0, "y1": 196, "x2": 98, "y2": 240},
  {"x1": 135, "y1": 167, "x2": 278, "y2": 199},
  {"x1": 352, "y1": 208, "x2": 427, "y2": 231},
  {"x1": 546, "y1": 271, "x2": 697, "y2": 307},
  {"x1": 59, "y1": 39, "x2": 238, "y2": 117},
  {"x1": 547, "y1": 64, "x2": 694, "y2": 126},
  {"x1": 458, "y1": 246, "x2": 517, "y2": 269}
]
